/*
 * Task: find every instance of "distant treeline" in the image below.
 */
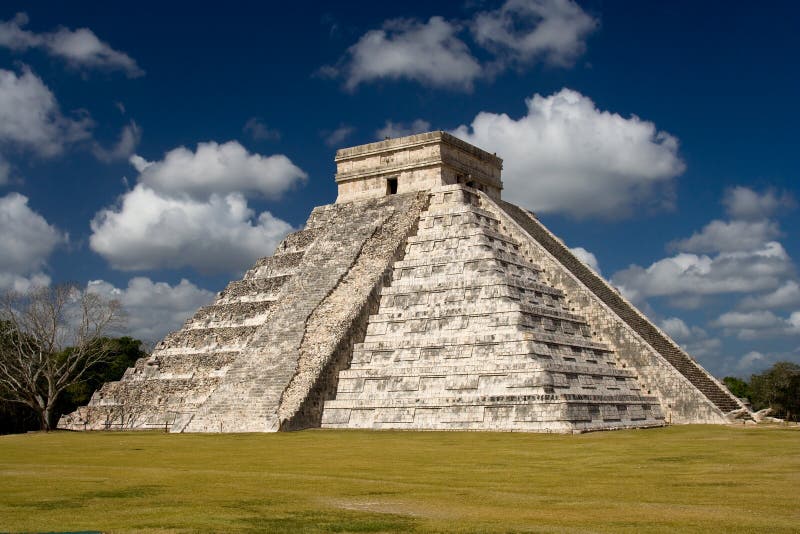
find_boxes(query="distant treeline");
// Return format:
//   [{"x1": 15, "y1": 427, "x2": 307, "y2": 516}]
[
  {"x1": 0, "y1": 336, "x2": 146, "y2": 434},
  {"x1": 723, "y1": 361, "x2": 800, "y2": 421}
]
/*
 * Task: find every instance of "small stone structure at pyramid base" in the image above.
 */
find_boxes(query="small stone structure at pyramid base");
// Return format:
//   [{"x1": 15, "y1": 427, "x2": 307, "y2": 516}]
[{"x1": 59, "y1": 131, "x2": 748, "y2": 433}]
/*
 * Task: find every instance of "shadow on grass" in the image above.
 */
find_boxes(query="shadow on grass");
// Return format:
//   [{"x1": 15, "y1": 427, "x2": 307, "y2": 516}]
[
  {"x1": 238, "y1": 509, "x2": 418, "y2": 533},
  {"x1": 82, "y1": 484, "x2": 162, "y2": 500},
  {"x1": 9, "y1": 485, "x2": 163, "y2": 511},
  {"x1": 217, "y1": 499, "x2": 418, "y2": 533},
  {"x1": 648, "y1": 455, "x2": 706, "y2": 462}
]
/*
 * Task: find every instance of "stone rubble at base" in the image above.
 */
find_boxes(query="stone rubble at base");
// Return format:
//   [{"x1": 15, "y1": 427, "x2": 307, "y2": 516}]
[{"x1": 58, "y1": 131, "x2": 747, "y2": 433}]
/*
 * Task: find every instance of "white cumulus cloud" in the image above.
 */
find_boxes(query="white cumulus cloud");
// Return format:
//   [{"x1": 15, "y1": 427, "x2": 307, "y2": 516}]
[
  {"x1": 0, "y1": 192, "x2": 65, "y2": 291},
  {"x1": 739, "y1": 281, "x2": 800, "y2": 311},
  {"x1": 612, "y1": 242, "x2": 793, "y2": 302},
  {"x1": 452, "y1": 88, "x2": 685, "y2": 218},
  {"x1": 790, "y1": 311, "x2": 800, "y2": 330},
  {"x1": 669, "y1": 219, "x2": 782, "y2": 254},
  {"x1": 87, "y1": 277, "x2": 214, "y2": 342},
  {"x1": 612, "y1": 187, "x2": 797, "y2": 308},
  {"x1": 606, "y1": 186, "x2": 798, "y2": 374},
  {"x1": 0, "y1": 66, "x2": 93, "y2": 157},
  {"x1": 0, "y1": 13, "x2": 143, "y2": 77},
  {"x1": 90, "y1": 185, "x2": 294, "y2": 274},
  {"x1": 93, "y1": 141, "x2": 304, "y2": 275},
  {"x1": 713, "y1": 310, "x2": 785, "y2": 330},
  {"x1": 712, "y1": 310, "x2": 800, "y2": 340},
  {"x1": 722, "y1": 186, "x2": 795, "y2": 220},
  {"x1": 326, "y1": 1, "x2": 597, "y2": 91},
  {"x1": 472, "y1": 0, "x2": 598, "y2": 68},
  {"x1": 130, "y1": 141, "x2": 307, "y2": 200},
  {"x1": 331, "y1": 16, "x2": 481, "y2": 91}
]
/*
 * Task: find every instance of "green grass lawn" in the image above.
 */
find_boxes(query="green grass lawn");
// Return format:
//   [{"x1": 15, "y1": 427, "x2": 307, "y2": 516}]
[{"x1": 0, "y1": 425, "x2": 798, "y2": 533}]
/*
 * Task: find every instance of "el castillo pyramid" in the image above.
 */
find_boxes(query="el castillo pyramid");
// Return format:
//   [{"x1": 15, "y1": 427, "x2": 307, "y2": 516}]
[{"x1": 60, "y1": 131, "x2": 747, "y2": 433}]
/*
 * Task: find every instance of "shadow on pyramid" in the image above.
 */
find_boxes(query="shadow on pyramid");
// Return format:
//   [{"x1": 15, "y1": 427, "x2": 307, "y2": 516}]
[{"x1": 60, "y1": 132, "x2": 747, "y2": 433}]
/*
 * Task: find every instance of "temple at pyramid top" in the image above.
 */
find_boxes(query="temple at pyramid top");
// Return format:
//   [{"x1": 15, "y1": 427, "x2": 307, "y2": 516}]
[{"x1": 335, "y1": 131, "x2": 504, "y2": 203}]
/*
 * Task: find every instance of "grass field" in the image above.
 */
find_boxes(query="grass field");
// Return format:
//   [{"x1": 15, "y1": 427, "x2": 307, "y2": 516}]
[{"x1": 0, "y1": 425, "x2": 798, "y2": 533}]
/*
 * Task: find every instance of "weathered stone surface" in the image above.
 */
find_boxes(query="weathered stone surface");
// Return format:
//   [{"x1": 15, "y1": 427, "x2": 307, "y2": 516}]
[
  {"x1": 59, "y1": 131, "x2": 746, "y2": 433},
  {"x1": 321, "y1": 186, "x2": 665, "y2": 432},
  {"x1": 335, "y1": 131, "x2": 503, "y2": 203},
  {"x1": 58, "y1": 223, "x2": 309, "y2": 430},
  {"x1": 278, "y1": 193, "x2": 428, "y2": 429},
  {"x1": 59, "y1": 192, "x2": 429, "y2": 432},
  {"x1": 489, "y1": 199, "x2": 739, "y2": 422},
  {"x1": 180, "y1": 193, "x2": 428, "y2": 433}
]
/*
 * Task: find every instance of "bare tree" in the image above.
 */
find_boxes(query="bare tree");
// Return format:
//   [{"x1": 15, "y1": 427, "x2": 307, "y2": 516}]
[{"x1": 0, "y1": 284, "x2": 123, "y2": 430}]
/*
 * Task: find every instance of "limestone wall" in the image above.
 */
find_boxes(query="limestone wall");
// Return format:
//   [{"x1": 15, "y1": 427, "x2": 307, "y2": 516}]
[
  {"x1": 60, "y1": 193, "x2": 428, "y2": 433},
  {"x1": 57, "y1": 225, "x2": 317, "y2": 431},
  {"x1": 59, "y1": 167, "x2": 738, "y2": 432},
  {"x1": 163, "y1": 194, "x2": 428, "y2": 432},
  {"x1": 321, "y1": 185, "x2": 664, "y2": 432},
  {"x1": 335, "y1": 132, "x2": 503, "y2": 203},
  {"x1": 485, "y1": 197, "x2": 740, "y2": 423}
]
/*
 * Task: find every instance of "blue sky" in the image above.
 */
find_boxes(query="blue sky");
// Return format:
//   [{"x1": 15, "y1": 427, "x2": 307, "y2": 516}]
[{"x1": 1, "y1": 1, "x2": 798, "y2": 377}]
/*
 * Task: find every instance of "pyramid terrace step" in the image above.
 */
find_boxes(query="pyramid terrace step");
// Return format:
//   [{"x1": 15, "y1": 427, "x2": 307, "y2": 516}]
[
  {"x1": 352, "y1": 337, "x2": 613, "y2": 359},
  {"x1": 418, "y1": 201, "x2": 497, "y2": 215},
  {"x1": 244, "y1": 252, "x2": 305, "y2": 279},
  {"x1": 273, "y1": 227, "x2": 324, "y2": 254},
  {"x1": 338, "y1": 362, "x2": 637, "y2": 380},
  {"x1": 363, "y1": 311, "x2": 592, "y2": 340},
  {"x1": 360, "y1": 329, "x2": 610, "y2": 352},
  {"x1": 188, "y1": 301, "x2": 275, "y2": 327},
  {"x1": 218, "y1": 275, "x2": 291, "y2": 302},
  {"x1": 351, "y1": 354, "x2": 618, "y2": 371},
  {"x1": 380, "y1": 278, "x2": 564, "y2": 298},
  {"x1": 419, "y1": 203, "x2": 500, "y2": 219},
  {"x1": 354, "y1": 330, "x2": 610, "y2": 349},
  {"x1": 418, "y1": 214, "x2": 501, "y2": 234},
  {"x1": 331, "y1": 381, "x2": 641, "y2": 401},
  {"x1": 323, "y1": 391, "x2": 660, "y2": 410},
  {"x1": 393, "y1": 252, "x2": 541, "y2": 274},
  {"x1": 415, "y1": 219, "x2": 509, "y2": 236},
  {"x1": 159, "y1": 326, "x2": 257, "y2": 350},
  {"x1": 405, "y1": 239, "x2": 525, "y2": 262},
  {"x1": 408, "y1": 226, "x2": 519, "y2": 247},
  {"x1": 92, "y1": 376, "x2": 220, "y2": 406},
  {"x1": 390, "y1": 266, "x2": 540, "y2": 288},
  {"x1": 132, "y1": 351, "x2": 239, "y2": 376},
  {"x1": 369, "y1": 301, "x2": 587, "y2": 325}
]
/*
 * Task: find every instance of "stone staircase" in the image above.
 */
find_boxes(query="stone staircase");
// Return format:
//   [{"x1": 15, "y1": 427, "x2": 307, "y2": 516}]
[
  {"x1": 180, "y1": 193, "x2": 427, "y2": 432},
  {"x1": 60, "y1": 192, "x2": 428, "y2": 432},
  {"x1": 321, "y1": 185, "x2": 664, "y2": 432}
]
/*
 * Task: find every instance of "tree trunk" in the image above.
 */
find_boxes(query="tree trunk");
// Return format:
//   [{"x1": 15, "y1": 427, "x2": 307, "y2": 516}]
[{"x1": 38, "y1": 406, "x2": 52, "y2": 431}]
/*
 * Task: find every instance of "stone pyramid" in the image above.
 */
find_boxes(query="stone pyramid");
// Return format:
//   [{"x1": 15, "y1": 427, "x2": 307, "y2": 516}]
[{"x1": 60, "y1": 131, "x2": 746, "y2": 433}]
